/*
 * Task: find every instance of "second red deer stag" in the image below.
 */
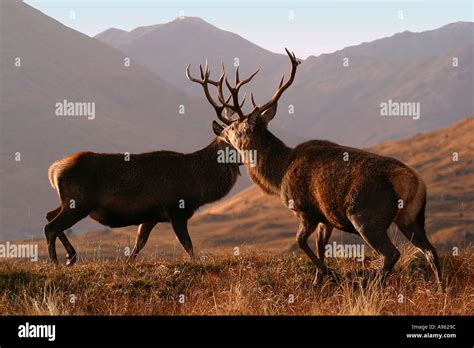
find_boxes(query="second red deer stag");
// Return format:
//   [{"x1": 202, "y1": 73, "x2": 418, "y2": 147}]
[
  {"x1": 45, "y1": 87, "x2": 241, "y2": 265},
  {"x1": 189, "y1": 49, "x2": 442, "y2": 285}
]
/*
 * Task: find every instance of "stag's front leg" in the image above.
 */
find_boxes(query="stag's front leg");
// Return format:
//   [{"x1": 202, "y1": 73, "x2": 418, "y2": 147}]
[
  {"x1": 296, "y1": 216, "x2": 329, "y2": 281},
  {"x1": 170, "y1": 214, "x2": 194, "y2": 259},
  {"x1": 313, "y1": 223, "x2": 337, "y2": 284}
]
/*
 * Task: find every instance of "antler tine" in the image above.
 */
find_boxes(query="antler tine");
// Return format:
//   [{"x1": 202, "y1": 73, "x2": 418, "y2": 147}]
[
  {"x1": 278, "y1": 75, "x2": 285, "y2": 89},
  {"x1": 259, "y1": 48, "x2": 301, "y2": 112},
  {"x1": 224, "y1": 76, "x2": 245, "y2": 119},
  {"x1": 237, "y1": 69, "x2": 259, "y2": 89},
  {"x1": 216, "y1": 62, "x2": 230, "y2": 101},
  {"x1": 250, "y1": 93, "x2": 257, "y2": 108},
  {"x1": 186, "y1": 64, "x2": 201, "y2": 84},
  {"x1": 199, "y1": 64, "x2": 205, "y2": 80},
  {"x1": 240, "y1": 93, "x2": 247, "y2": 108},
  {"x1": 235, "y1": 66, "x2": 240, "y2": 84}
]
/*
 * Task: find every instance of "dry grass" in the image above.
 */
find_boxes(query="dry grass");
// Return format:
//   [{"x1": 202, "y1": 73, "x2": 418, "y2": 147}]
[{"x1": 1, "y1": 248, "x2": 473, "y2": 315}]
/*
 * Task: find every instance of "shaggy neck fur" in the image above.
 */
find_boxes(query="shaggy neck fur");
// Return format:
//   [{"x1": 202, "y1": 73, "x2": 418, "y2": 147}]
[{"x1": 244, "y1": 127, "x2": 292, "y2": 195}]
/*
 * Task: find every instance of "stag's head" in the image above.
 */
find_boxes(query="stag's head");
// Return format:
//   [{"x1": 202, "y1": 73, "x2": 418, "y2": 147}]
[{"x1": 187, "y1": 49, "x2": 301, "y2": 152}]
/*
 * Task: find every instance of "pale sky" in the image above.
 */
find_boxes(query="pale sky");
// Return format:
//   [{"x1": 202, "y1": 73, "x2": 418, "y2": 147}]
[{"x1": 25, "y1": 0, "x2": 473, "y2": 58}]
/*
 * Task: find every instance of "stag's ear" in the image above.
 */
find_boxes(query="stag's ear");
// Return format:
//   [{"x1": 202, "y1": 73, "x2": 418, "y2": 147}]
[
  {"x1": 212, "y1": 120, "x2": 224, "y2": 136},
  {"x1": 248, "y1": 108, "x2": 260, "y2": 127},
  {"x1": 260, "y1": 103, "x2": 278, "y2": 126}
]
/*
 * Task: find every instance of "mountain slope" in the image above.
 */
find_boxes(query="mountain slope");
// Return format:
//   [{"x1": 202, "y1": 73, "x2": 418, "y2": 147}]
[
  {"x1": 331, "y1": 22, "x2": 474, "y2": 60},
  {"x1": 283, "y1": 43, "x2": 473, "y2": 145},
  {"x1": 96, "y1": 19, "x2": 473, "y2": 147},
  {"x1": 95, "y1": 17, "x2": 291, "y2": 100}
]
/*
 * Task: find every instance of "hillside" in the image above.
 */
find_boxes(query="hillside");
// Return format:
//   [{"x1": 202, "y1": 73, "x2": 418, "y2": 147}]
[
  {"x1": 26, "y1": 117, "x2": 473, "y2": 261},
  {"x1": 0, "y1": 0, "x2": 212, "y2": 239}
]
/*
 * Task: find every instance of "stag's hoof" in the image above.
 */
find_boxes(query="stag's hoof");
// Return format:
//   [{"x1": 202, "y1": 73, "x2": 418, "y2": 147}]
[{"x1": 65, "y1": 254, "x2": 77, "y2": 266}]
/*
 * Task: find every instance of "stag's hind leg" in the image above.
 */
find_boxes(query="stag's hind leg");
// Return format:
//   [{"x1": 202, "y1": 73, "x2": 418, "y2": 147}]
[
  {"x1": 46, "y1": 207, "x2": 77, "y2": 265},
  {"x1": 44, "y1": 206, "x2": 88, "y2": 264},
  {"x1": 128, "y1": 222, "x2": 158, "y2": 262},
  {"x1": 348, "y1": 213, "x2": 400, "y2": 283},
  {"x1": 397, "y1": 223, "x2": 442, "y2": 285},
  {"x1": 315, "y1": 223, "x2": 334, "y2": 263}
]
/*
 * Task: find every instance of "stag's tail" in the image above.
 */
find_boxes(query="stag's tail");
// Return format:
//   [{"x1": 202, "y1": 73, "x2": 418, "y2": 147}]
[
  {"x1": 48, "y1": 162, "x2": 59, "y2": 190},
  {"x1": 48, "y1": 159, "x2": 69, "y2": 191}
]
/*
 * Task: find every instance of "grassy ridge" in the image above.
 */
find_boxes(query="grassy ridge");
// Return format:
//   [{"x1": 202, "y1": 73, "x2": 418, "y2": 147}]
[{"x1": 0, "y1": 248, "x2": 473, "y2": 315}]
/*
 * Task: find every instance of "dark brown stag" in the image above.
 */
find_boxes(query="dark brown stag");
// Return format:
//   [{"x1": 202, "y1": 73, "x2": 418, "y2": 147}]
[
  {"x1": 190, "y1": 49, "x2": 442, "y2": 285},
  {"x1": 45, "y1": 67, "x2": 242, "y2": 264}
]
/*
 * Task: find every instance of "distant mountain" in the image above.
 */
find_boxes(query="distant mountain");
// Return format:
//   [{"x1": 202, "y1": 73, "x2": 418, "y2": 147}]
[
  {"x1": 95, "y1": 17, "x2": 290, "y2": 100},
  {"x1": 97, "y1": 19, "x2": 473, "y2": 147},
  {"x1": 95, "y1": 24, "x2": 164, "y2": 47}
]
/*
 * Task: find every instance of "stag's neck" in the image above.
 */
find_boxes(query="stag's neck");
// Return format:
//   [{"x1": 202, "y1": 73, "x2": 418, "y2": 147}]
[
  {"x1": 245, "y1": 128, "x2": 292, "y2": 195},
  {"x1": 188, "y1": 139, "x2": 240, "y2": 203}
]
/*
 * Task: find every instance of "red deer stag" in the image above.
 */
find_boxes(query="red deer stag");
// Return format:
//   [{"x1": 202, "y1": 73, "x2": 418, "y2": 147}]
[
  {"x1": 45, "y1": 72, "x2": 241, "y2": 264},
  {"x1": 190, "y1": 49, "x2": 442, "y2": 285}
]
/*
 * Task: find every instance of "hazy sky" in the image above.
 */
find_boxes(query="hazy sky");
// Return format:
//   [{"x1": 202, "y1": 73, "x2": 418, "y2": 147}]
[{"x1": 25, "y1": 0, "x2": 473, "y2": 58}]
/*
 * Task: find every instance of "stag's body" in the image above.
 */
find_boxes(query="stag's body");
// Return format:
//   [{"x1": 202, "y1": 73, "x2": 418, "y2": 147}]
[
  {"x1": 235, "y1": 127, "x2": 440, "y2": 283},
  {"x1": 189, "y1": 49, "x2": 442, "y2": 285},
  {"x1": 45, "y1": 139, "x2": 240, "y2": 264}
]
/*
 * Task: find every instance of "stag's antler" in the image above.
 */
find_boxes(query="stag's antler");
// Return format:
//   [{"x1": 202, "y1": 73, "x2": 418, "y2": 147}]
[
  {"x1": 186, "y1": 61, "x2": 234, "y2": 125},
  {"x1": 258, "y1": 48, "x2": 301, "y2": 113},
  {"x1": 187, "y1": 48, "x2": 299, "y2": 122}
]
